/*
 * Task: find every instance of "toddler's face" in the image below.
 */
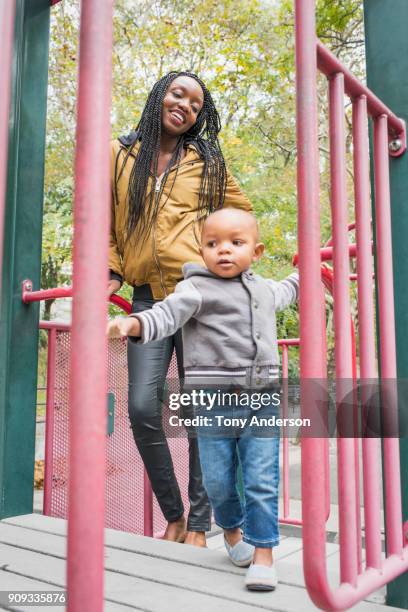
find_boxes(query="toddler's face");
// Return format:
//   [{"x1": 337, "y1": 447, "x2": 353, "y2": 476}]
[{"x1": 200, "y1": 212, "x2": 264, "y2": 278}]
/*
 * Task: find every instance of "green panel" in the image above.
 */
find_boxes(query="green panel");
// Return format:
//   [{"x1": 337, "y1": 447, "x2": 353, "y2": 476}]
[
  {"x1": 107, "y1": 393, "x2": 115, "y2": 436},
  {"x1": 0, "y1": 0, "x2": 50, "y2": 518},
  {"x1": 364, "y1": 1, "x2": 408, "y2": 607}
]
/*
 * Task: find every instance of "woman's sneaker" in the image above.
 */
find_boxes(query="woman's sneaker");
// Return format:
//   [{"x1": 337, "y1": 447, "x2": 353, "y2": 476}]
[
  {"x1": 245, "y1": 563, "x2": 278, "y2": 591},
  {"x1": 224, "y1": 536, "x2": 254, "y2": 567}
]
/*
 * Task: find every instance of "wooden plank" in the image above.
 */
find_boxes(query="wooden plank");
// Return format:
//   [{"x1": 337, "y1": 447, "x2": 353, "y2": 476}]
[
  {"x1": 0, "y1": 545, "x2": 265, "y2": 612},
  {"x1": 0, "y1": 522, "x2": 319, "y2": 611},
  {"x1": 0, "y1": 571, "x2": 65, "y2": 612},
  {"x1": 0, "y1": 516, "x2": 399, "y2": 612},
  {"x1": 1, "y1": 516, "x2": 301, "y2": 570}
]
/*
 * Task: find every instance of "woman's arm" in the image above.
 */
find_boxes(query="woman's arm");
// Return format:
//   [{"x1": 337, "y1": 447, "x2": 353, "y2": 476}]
[{"x1": 223, "y1": 169, "x2": 253, "y2": 212}]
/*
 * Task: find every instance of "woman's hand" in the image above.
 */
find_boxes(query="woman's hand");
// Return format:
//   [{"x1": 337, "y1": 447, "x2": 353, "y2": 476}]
[
  {"x1": 107, "y1": 316, "x2": 141, "y2": 338},
  {"x1": 108, "y1": 279, "x2": 121, "y2": 297}
]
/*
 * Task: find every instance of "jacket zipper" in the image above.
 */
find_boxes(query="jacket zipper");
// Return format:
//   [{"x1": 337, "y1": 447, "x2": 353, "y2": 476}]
[{"x1": 152, "y1": 176, "x2": 168, "y2": 297}]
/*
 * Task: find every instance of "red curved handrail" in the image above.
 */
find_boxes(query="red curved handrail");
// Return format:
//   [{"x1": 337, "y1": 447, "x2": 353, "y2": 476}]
[{"x1": 22, "y1": 280, "x2": 131, "y2": 314}]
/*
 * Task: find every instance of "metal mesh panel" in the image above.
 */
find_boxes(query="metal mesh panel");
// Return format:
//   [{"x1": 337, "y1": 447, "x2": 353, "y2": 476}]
[{"x1": 49, "y1": 330, "x2": 190, "y2": 536}]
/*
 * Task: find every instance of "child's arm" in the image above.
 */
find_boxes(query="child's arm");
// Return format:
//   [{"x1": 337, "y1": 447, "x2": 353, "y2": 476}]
[
  {"x1": 106, "y1": 279, "x2": 202, "y2": 342},
  {"x1": 107, "y1": 316, "x2": 141, "y2": 338},
  {"x1": 266, "y1": 271, "x2": 299, "y2": 311}
]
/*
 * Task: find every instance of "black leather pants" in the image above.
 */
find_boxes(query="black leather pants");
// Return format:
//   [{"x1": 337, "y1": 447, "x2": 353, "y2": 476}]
[{"x1": 127, "y1": 288, "x2": 211, "y2": 532}]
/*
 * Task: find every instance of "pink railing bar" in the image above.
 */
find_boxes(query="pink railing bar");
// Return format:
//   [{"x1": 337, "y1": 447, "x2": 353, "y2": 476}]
[
  {"x1": 277, "y1": 338, "x2": 301, "y2": 347},
  {"x1": 324, "y1": 223, "x2": 356, "y2": 248},
  {"x1": 67, "y1": 1, "x2": 114, "y2": 611},
  {"x1": 317, "y1": 41, "x2": 406, "y2": 145},
  {"x1": 295, "y1": 0, "x2": 325, "y2": 379},
  {"x1": 43, "y1": 327, "x2": 57, "y2": 516},
  {"x1": 22, "y1": 283, "x2": 132, "y2": 315},
  {"x1": 278, "y1": 340, "x2": 303, "y2": 526},
  {"x1": 293, "y1": 243, "x2": 358, "y2": 266},
  {"x1": 281, "y1": 344, "x2": 290, "y2": 520},
  {"x1": 350, "y1": 316, "x2": 362, "y2": 574},
  {"x1": 143, "y1": 472, "x2": 154, "y2": 536},
  {"x1": 22, "y1": 284, "x2": 73, "y2": 303},
  {"x1": 295, "y1": 1, "x2": 330, "y2": 607},
  {"x1": 40, "y1": 320, "x2": 71, "y2": 332},
  {"x1": 352, "y1": 95, "x2": 382, "y2": 571},
  {"x1": 0, "y1": 0, "x2": 16, "y2": 299},
  {"x1": 320, "y1": 243, "x2": 357, "y2": 262},
  {"x1": 329, "y1": 72, "x2": 358, "y2": 585},
  {"x1": 373, "y1": 116, "x2": 403, "y2": 557}
]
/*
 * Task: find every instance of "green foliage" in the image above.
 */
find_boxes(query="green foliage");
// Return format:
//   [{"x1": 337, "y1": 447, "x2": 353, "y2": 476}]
[{"x1": 40, "y1": 178, "x2": 73, "y2": 322}]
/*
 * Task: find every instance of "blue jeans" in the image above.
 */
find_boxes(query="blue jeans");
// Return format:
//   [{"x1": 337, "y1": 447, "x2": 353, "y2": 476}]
[{"x1": 197, "y1": 401, "x2": 280, "y2": 548}]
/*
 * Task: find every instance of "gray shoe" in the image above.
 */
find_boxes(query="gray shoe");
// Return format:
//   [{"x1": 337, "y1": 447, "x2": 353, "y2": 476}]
[
  {"x1": 245, "y1": 563, "x2": 278, "y2": 591},
  {"x1": 224, "y1": 536, "x2": 254, "y2": 567}
]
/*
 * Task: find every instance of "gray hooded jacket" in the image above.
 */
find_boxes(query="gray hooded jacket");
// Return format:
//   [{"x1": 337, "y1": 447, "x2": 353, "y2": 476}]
[{"x1": 132, "y1": 263, "x2": 299, "y2": 387}]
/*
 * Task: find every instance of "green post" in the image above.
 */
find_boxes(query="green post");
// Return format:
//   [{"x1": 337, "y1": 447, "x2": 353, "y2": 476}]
[
  {"x1": 364, "y1": 1, "x2": 408, "y2": 607},
  {"x1": 0, "y1": 0, "x2": 50, "y2": 518}
]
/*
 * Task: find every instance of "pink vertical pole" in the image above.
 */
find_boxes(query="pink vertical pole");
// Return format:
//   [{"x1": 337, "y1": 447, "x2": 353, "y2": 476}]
[
  {"x1": 373, "y1": 115, "x2": 403, "y2": 557},
  {"x1": 350, "y1": 319, "x2": 362, "y2": 573},
  {"x1": 322, "y1": 293, "x2": 331, "y2": 524},
  {"x1": 43, "y1": 328, "x2": 57, "y2": 516},
  {"x1": 328, "y1": 72, "x2": 358, "y2": 586},
  {"x1": 0, "y1": 0, "x2": 16, "y2": 297},
  {"x1": 67, "y1": 1, "x2": 114, "y2": 610},
  {"x1": 352, "y1": 96, "x2": 382, "y2": 570},
  {"x1": 295, "y1": 0, "x2": 328, "y2": 601},
  {"x1": 143, "y1": 470, "x2": 153, "y2": 537},
  {"x1": 282, "y1": 344, "x2": 290, "y2": 519}
]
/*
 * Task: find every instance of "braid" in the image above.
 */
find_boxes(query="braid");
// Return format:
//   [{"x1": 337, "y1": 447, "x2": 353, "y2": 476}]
[{"x1": 120, "y1": 71, "x2": 227, "y2": 243}]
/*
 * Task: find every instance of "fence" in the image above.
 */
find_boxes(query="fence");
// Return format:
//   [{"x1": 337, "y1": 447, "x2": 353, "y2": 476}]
[{"x1": 38, "y1": 316, "x2": 302, "y2": 535}]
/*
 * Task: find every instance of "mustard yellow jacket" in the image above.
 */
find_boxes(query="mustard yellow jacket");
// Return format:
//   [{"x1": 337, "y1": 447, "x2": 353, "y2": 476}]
[{"x1": 109, "y1": 138, "x2": 252, "y2": 299}]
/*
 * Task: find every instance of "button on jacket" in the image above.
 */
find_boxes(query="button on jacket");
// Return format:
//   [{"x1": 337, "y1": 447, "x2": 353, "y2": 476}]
[
  {"x1": 131, "y1": 263, "x2": 299, "y2": 386},
  {"x1": 109, "y1": 137, "x2": 252, "y2": 300}
]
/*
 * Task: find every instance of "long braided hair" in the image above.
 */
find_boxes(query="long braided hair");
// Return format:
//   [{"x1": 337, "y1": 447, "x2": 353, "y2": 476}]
[{"x1": 117, "y1": 71, "x2": 227, "y2": 244}]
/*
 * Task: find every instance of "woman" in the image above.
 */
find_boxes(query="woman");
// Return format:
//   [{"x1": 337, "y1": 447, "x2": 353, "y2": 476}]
[{"x1": 108, "y1": 71, "x2": 252, "y2": 547}]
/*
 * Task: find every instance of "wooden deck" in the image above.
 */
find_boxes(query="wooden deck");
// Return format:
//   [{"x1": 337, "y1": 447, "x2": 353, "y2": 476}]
[{"x1": 0, "y1": 514, "x2": 403, "y2": 612}]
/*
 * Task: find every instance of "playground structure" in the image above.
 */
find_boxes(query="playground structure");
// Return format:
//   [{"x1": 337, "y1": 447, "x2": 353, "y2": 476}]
[
  {"x1": 26, "y1": 296, "x2": 303, "y2": 536},
  {"x1": 1, "y1": 0, "x2": 408, "y2": 611}
]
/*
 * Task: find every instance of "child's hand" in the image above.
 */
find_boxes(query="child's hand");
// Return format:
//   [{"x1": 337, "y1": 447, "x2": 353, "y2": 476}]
[{"x1": 106, "y1": 316, "x2": 141, "y2": 338}]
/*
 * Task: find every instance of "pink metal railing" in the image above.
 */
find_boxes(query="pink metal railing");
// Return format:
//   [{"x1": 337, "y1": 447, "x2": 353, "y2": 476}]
[
  {"x1": 30, "y1": 289, "x2": 157, "y2": 539},
  {"x1": 279, "y1": 338, "x2": 302, "y2": 526},
  {"x1": 296, "y1": 1, "x2": 408, "y2": 609},
  {"x1": 67, "y1": 2, "x2": 114, "y2": 610},
  {"x1": 39, "y1": 318, "x2": 159, "y2": 537},
  {"x1": 352, "y1": 97, "x2": 383, "y2": 572}
]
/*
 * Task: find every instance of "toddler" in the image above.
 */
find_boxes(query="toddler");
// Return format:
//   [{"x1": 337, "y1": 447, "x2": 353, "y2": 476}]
[{"x1": 107, "y1": 208, "x2": 298, "y2": 590}]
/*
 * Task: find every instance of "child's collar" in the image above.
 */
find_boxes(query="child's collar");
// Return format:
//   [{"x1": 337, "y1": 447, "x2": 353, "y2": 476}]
[{"x1": 182, "y1": 262, "x2": 255, "y2": 282}]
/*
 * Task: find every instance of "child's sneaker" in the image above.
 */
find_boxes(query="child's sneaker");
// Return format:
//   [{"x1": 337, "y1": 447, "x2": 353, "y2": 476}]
[
  {"x1": 224, "y1": 536, "x2": 254, "y2": 567},
  {"x1": 245, "y1": 563, "x2": 278, "y2": 591}
]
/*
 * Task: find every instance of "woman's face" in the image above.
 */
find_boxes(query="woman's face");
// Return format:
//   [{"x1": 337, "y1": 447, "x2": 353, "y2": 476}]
[{"x1": 161, "y1": 76, "x2": 204, "y2": 137}]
